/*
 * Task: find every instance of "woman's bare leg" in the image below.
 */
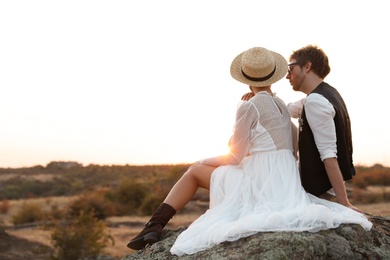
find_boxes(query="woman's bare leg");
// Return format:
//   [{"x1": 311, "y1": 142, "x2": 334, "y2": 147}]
[
  {"x1": 164, "y1": 163, "x2": 216, "y2": 211},
  {"x1": 127, "y1": 163, "x2": 217, "y2": 250}
]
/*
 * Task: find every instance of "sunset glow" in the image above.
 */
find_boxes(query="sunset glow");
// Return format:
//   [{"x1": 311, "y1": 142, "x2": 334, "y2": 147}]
[{"x1": 1, "y1": 1, "x2": 389, "y2": 168}]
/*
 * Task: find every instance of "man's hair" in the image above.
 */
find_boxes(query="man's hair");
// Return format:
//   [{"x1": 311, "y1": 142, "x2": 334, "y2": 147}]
[{"x1": 290, "y1": 45, "x2": 331, "y2": 79}]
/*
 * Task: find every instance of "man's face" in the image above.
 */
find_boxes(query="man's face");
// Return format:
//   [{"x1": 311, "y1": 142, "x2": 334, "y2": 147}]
[{"x1": 286, "y1": 59, "x2": 304, "y2": 92}]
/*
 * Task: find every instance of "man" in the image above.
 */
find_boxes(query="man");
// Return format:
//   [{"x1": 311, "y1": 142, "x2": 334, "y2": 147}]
[{"x1": 286, "y1": 45, "x2": 362, "y2": 213}]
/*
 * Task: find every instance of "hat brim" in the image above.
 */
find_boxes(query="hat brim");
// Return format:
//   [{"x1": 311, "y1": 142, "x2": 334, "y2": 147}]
[{"x1": 230, "y1": 50, "x2": 288, "y2": 87}]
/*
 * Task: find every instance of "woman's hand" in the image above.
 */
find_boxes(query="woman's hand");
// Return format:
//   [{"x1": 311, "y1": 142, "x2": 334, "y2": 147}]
[{"x1": 241, "y1": 92, "x2": 254, "y2": 101}]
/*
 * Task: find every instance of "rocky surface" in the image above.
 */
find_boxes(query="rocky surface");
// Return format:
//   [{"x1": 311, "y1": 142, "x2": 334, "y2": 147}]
[{"x1": 122, "y1": 215, "x2": 390, "y2": 260}]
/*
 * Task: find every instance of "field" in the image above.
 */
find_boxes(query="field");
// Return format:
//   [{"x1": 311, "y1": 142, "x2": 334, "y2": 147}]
[
  {"x1": 1, "y1": 195, "x2": 389, "y2": 260},
  {"x1": 1, "y1": 164, "x2": 389, "y2": 259}
]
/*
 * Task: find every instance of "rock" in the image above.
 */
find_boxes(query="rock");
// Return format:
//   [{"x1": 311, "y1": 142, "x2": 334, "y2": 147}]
[{"x1": 122, "y1": 215, "x2": 390, "y2": 260}]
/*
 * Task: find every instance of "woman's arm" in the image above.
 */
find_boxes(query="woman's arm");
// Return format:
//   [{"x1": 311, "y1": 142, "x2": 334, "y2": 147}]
[{"x1": 200, "y1": 102, "x2": 257, "y2": 166}]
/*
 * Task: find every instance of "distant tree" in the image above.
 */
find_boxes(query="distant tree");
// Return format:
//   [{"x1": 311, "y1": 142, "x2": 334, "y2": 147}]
[{"x1": 46, "y1": 161, "x2": 82, "y2": 172}]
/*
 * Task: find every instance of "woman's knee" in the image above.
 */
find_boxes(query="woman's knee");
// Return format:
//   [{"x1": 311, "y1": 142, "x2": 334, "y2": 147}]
[
  {"x1": 187, "y1": 163, "x2": 209, "y2": 176},
  {"x1": 186, "y1": 163, "x2": 214, "y2": 188},
  {"x1": 187, "y1": 163, "x2": 202, "y2": 172},
  {"x1": 184, "y1": 164, "x2": 201, "y2": 179}
]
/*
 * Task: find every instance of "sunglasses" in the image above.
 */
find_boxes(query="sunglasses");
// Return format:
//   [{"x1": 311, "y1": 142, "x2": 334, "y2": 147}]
[{"x1": 288, "y1": 62, "x2": 299, "y2": 74}]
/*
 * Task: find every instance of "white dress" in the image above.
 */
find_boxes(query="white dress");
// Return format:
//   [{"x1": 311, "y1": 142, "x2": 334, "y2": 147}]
[{"x1": 170, "y1": 92, "x2": 372, "y2": 256}]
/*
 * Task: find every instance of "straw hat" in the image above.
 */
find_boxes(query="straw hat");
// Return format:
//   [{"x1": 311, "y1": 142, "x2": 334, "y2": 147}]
[{"x1": 230, "y1": 47, "x2": 288, "y2": 87}]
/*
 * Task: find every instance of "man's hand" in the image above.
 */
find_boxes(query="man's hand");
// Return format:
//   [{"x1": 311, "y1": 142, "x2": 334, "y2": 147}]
[
  {"x1": 323, "y1": 158, "x2": 365, "y2": 214},
  {"x1": 346, "y1": 204, "x2": 364, "y2": 214}
]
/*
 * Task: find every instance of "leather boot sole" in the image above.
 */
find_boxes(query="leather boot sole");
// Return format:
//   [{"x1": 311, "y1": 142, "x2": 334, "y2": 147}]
[{"x1": 127, "y1": 232, "x2": 160, "y2": 250}]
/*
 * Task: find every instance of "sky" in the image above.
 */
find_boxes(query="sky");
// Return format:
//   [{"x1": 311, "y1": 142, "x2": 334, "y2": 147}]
[{"x1": 1, "y1": 1, "x2": 389, "y2": 168}]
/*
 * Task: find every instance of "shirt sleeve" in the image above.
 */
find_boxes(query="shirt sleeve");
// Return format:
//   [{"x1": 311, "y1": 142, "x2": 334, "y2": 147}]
[
  {"x1": 287, "y1": 98, "x2": 305, "y2": 118},
  {"x1": 199, "y1": 101, "x2": 257, "y2": 167},
  {"x1": 304, "y1": 93, "x2": 337, "y2": 161}
]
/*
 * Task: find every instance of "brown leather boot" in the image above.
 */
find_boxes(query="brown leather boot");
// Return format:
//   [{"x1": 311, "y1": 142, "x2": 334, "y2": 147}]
[{"x1": 127, "y1": 203, "x2": 176, "y2": 250}]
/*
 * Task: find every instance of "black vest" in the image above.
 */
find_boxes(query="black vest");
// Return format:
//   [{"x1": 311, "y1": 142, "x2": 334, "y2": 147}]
[{"x1": 299, "y1": 82, "x2": 355, "y2": 196}]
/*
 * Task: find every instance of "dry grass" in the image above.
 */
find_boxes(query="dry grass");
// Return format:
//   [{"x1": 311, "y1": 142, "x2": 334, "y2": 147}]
[
  {"x1": 0, "y1": 173, "x2": 55, "y2": 182},
  {"x1": 356, "y1": 202, "x2": 390, "y2": 216},
  {"x1": 366, "y1": 186, "x2": 390, "y2": 193},
  {"x1": 1, "y1": 196, "x2": 76, "y2": 226}
]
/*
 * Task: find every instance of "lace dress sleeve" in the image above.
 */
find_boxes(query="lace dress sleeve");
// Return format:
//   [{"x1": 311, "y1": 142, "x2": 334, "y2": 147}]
[{"x1": 200, "y1": 101, "x2": 258, "y2": 167}]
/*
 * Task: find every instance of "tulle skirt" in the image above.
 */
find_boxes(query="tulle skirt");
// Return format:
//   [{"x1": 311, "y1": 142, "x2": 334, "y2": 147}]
[{"x1": 170, "y1": 150, "x2": 372, "y2": 256}]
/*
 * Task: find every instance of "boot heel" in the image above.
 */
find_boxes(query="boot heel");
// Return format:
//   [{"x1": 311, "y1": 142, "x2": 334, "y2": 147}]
[
  {"x1": 127, "y1": 236, "x2": 147, "y2": 250},
  {"x1": 144, "y1": 232, "x2": 159, "y2": 244}
]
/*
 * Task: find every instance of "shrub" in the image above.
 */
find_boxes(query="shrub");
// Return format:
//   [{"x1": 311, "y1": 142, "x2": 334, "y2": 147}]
[
  {"x1": 0, "y1": 199, "x2": 10, "y2": 214},
  {"x1": 166, "y1": 165, "x2": 186, "y2": 183},
  {"x1": 352, "y1": 187, "x2": 390, "y2": 204},
  {"x1": 2, "y1": 184, "x2": 22, "y2": 200},
  {"x1": 111, "y1": 178, "x2": 148, "y2": 212},
  {"x1": 0, "y1": 218, "x2": 5, "y2": 234},
  {"x1": 140, "y1": 183, "x2": 171, "y2": 215},
  {"x1": 140, "y1": 194, "x2": 163, "y2": 215},
  {"x1": 67, "y1": 191, "x2": 114, "y2": 220},
  {"x1": 50, "y1": 211, "x2": 113, "y2": 260},
  {"x1": 47, "y1": 204, "x2": 67, "y2": 221},
  {"x1": 353, "y1": 167, "x2": 390, "y2": 188},
  {"x1": 11, "y1": 202, "x2": 45, "y2": 225}
]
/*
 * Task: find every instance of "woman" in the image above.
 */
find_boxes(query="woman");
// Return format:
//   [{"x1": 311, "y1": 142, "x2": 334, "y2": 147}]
[{"x1": 127, "y1": 47, "x2": 372, "y2": 256}]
